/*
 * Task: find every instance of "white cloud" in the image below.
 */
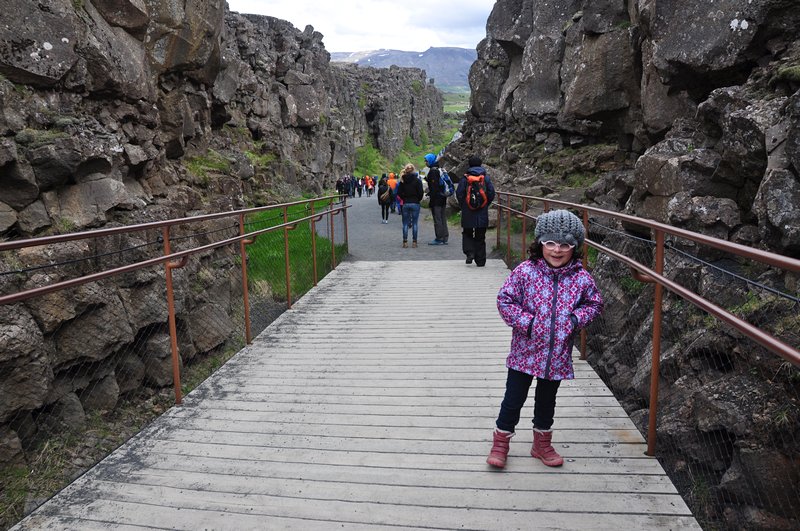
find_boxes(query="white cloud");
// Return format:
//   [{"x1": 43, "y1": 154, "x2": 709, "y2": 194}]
[{"x1": 226, "y1": 0, "x2": 496, "y2": 52}]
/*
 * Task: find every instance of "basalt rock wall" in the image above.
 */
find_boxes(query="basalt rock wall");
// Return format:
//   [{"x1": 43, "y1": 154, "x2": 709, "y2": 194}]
[
  {"x1": 0, "y1": 0, "x2": 442, "y2": 237},
  {"x1": 447, "y1": 0, "x2": 800, "y2": 256}
]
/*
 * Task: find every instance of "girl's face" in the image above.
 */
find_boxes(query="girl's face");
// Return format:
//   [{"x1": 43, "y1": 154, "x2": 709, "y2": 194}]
[{"x1": 541, "y1": 241, "x2": 575, "y2": 268}]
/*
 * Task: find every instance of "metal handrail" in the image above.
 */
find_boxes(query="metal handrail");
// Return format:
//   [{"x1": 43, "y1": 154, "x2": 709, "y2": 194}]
[
  {"x1": 0, "y1": 203, "x2": 348, "y2": 305},
  {"x1": 0, "y1": 194, "x2": 346, "y2": 252},
  {"x1": 494, "y1": 190, "x2": 800, "y2": 456},
  {"x1": 1, "y1": 195, "x2": 350, "y2": 405}
]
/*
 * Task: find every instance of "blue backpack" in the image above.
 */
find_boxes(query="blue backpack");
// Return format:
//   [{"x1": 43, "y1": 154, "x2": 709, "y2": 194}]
[{"x1": 438, "y1": 168, "x2": 455, "y2": 197}]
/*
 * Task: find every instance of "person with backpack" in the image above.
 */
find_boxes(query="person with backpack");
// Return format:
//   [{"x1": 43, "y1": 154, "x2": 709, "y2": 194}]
[
  {"x1": 423, "y1": 153, "x2": 452, "y2": 245},
  {"x1": 387, "y1": 172, "x2": 398, "y2": 213},
  {"x1": 455, "y1": 155, "x2": 495, "y2": 266},
  {"x1": 396, "y1": 163, "x2": 424, "y2": 248},
  {"x1": 377, "y1": 175, "x2": 393, "y2": 224},
  {"x1": 486, "y1": 209, "x2": 604, "y2": 469}
]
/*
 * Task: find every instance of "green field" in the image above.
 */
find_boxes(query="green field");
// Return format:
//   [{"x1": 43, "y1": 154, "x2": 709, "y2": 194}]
[{"x1": 442, "y1": 91, "x2": 470, "y2": 114}]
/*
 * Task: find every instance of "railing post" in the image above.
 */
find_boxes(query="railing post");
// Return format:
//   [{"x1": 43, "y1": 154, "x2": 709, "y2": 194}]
[
  {"x1": 580, "y1": 209, "x2": 589, "y2": 360},
  {"x1": 283, "y1": 206, "x2": 292, "y2": 308},
  {"x1": 496, "y1": 193, "x2": 502, "y2": 249},
  {"x1": 330, "y1": 198, "x2": 337, "y2": 269},
  {"x1": 506, "y1": 194, "x2": 511, "y2": 265},
  {"x1": 521, "y1": 197, "x2": 528, "y2": 258},
  {"x1": 162, "y1": 226, "x2": 183, "y2": 405},
  {"x1": 646, "y1": 229, "x2": 666, "y2": 456},
  {"x1": 342, "y1": 195, "x2": 349, "y2": 253},
  {"x1": 310, "y1": 201, "x2": 318, "y2": 286},
  {"x1": 238, "y1": 214, "x2": 252, "y2": 345}
]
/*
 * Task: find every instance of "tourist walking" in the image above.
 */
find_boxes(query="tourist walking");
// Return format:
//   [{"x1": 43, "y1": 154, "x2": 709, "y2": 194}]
[
  {"x1": 423, "y1": 153, "x2": 449, "y2": 245},
  {"x1": 486, "y1": 210, "x2": 604, "y2": 469},
  {"x1": 455, "y1": 155, "x2": 495, "y2": 266},
  {"x1": 396, "y1": 163, "x2": 423, "y2": 248},
  {"x1": 387, "y1": 172, "x2": 398, "y2": 213},
  {"x1": 377, "y1": 175, "x2": 392, "y2": 223}
]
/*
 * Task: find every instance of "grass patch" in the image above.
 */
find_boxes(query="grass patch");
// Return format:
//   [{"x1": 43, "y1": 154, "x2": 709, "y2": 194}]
[
  {"x1": 565, "y1": 172, "x2": 598, "y2": 188},
  {"x1": 184, "y1": 150, "x2": 231, "y2": 185},
  {"x1": 245, "y1": 150, "x2": 276, "y2": 170},
  {"x1": 442, "y1": 91, "x2": 470, "y2": 114},
  {"x1": 244, "y1": 202, "x2": 347, "y2": 301},
  {"x1": 14, "y1": 128, "x2": 69, "y2": 148},
  {"x1": 620, "y1": 276, "x2": 645, "y2": 296},
  {"x1": 776, "y1": 65, "x2": 800, "y2": 83}
]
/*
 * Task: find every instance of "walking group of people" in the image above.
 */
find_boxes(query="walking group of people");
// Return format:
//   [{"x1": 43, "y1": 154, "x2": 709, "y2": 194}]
[
  {"x1": 348, "y1": 155, "x2": 605, "y2": 472},
  {"x1": 368, "y1": 153, "x2": 496, "y2": 263},
  {"x1": 335, "y1": 175, "x2": 377, "y2": 198}
]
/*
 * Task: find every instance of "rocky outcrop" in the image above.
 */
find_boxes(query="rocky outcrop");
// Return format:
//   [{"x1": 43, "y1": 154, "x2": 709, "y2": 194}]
[
  {"x1": 451, "y1": 0, "x2": 800, "y2": 528},
  {"x1": 0, "y1": 0, "x2": 443, "y2": 484},
  {"x1": 448, "y1": 0, "x2": 800, "y2": 258}
]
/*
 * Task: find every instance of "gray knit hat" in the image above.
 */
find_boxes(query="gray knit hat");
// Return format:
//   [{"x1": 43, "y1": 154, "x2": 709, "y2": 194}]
[{"x1": 534, "y1": 210, "x2": 585, "y2": 247}]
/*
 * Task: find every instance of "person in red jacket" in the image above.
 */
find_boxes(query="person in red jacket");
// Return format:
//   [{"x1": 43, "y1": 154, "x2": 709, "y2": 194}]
[{"x1": 487, "y1": 210, "x2": 604, "y2": 469}]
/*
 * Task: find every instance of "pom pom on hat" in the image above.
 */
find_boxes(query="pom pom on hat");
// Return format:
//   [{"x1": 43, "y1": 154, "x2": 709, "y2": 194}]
[{"x1": 534, "y1": 210, "x2": 585, "y2": 248}]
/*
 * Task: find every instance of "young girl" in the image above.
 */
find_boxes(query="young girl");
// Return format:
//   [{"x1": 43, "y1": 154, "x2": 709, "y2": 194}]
[{"x1": 487, "y1": 209, "x2": 604, "y2": 469}]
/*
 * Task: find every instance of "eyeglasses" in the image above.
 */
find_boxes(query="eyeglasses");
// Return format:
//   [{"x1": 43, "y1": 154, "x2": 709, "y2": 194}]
[{"x1": 541, "y1": 241, "x2": 575, "y2": 251}]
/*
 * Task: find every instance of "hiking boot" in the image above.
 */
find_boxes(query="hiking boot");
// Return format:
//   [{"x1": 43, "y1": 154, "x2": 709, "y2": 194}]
[
  {"x1": 412, "y1": 241, "x2": 418, "y2": 248},
  {"x1": 428, "y1": 239, "x2": 443, "y2": 245},
  {"x1": 486, "y1": 429, "x2": 514, "y2": 468},
  {"x1": 402, "y1": 241, "x2": 408, "y2": 248},
  {"x1": 465, "y1": 254, "x2": 474, "y2": 264},
  {"x1": 531, "y1": 428, "x2": 563, "y2": 467}
]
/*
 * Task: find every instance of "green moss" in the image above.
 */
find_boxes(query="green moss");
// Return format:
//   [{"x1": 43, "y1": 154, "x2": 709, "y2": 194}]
[
  {"x1": 411, "y1": 79, "x2": 423, "y2": 95},
  {"x1": 776, "y1": 65, "x2": 800, "y2": 83},
  {"x1": 565, "y1": 172, "x2": 598, "y2": 188},
  {"x1": 184, "y1": 150, "x2": 231, "y2": 184},
  {"x1": 245, "y1": 150, "x2": 276, "y2": 169},
  {"x1": 15, "y1": 128, "x2": 69, "y2": 147}
]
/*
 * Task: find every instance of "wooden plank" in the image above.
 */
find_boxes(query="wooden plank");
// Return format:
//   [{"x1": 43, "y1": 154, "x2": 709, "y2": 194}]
[{"x1": 104, "y1": 439, "x2": 669, "y2": 475}]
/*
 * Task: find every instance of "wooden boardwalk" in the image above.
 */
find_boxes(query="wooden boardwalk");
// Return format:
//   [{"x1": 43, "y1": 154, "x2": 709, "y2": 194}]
[{"x1": 15, "y1": 260, "x2": 700, "y2": 530}]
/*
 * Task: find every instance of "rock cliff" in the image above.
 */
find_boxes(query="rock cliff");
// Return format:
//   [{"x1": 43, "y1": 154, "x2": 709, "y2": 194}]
[
  {"x1": 448, "y1": 1, "x2": 800, "y2": 527},
  {"x1": 0, "y1": 0, "x2": 442, "y2": 237}
]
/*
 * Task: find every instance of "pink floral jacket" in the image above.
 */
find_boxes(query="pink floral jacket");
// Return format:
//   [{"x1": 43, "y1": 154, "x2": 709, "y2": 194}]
[{"x1": 497, "y1": 258, "x2": 604, "y2": 380}]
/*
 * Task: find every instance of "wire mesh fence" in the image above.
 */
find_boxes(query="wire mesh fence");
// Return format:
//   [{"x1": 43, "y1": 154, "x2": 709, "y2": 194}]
[
  {"x1": 495, "y1": 193, "x2": 800, "y2": 530},
  {"x1": 0, "y1": 196, "x2": 348, "y2": 529}
]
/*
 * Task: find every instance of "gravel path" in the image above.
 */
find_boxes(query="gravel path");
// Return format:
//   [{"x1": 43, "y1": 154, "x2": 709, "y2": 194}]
[{"x1": 343, "y1": 195, "x2": 468, "y2": 261}]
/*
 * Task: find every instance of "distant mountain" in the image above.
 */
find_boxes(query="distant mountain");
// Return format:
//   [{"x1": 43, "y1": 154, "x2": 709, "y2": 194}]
[{"x1": 330, "y1": 47, "x2": 475, "y2": 93}]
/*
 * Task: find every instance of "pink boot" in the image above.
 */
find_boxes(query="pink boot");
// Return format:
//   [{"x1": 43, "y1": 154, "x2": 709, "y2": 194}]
[
  {"x1": 486, "y1": 429, "x2": 514, "y2": 468},
  {"x1": 531, "y1": 428, "x2": 564, "y2": 467}
]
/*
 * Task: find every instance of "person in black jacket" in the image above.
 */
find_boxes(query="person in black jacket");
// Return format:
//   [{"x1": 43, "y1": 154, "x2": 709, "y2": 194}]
[
  {"x1": 376, "y1": 175, "x2": 392, "y2": 224},
  {"x1": 456, "y1": 155, "x2": 495, "y2": 266},
  {"x1": 424, "y1": 153, "x2": 449, "y2": 245},
  {"x1": 396, "y1": 163, "x2": 424, "y2": 248}
]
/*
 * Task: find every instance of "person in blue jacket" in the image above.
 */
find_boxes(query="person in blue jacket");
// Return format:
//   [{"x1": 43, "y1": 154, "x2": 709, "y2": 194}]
[{"x1": 456, "y1": 155, "x2": 495, "y2": 266}]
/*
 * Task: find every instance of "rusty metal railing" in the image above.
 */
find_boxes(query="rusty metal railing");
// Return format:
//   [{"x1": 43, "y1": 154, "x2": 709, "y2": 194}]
[
  {"x1": 494, "y1": 191, "x2": 800, "y2": 454},
  {"x1": 0, "y1": 195, "x2": 350, "y2": 404}
]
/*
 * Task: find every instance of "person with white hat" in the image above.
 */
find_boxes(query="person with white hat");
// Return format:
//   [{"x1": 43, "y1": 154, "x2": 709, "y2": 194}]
[{"x1": 487, "y1": 209, "x2": 604, "y2": 469}]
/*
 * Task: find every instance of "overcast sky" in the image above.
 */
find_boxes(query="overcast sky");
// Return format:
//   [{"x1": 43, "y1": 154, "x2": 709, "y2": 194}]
[{"x1": 226, "y1": 0, "x2": 496, "y2": 53}]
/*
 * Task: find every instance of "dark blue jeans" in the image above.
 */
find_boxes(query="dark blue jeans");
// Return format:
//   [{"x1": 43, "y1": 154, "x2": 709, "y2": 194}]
[{"x1": 495, "y1": 369, "x2": 561, "y2": 432}]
